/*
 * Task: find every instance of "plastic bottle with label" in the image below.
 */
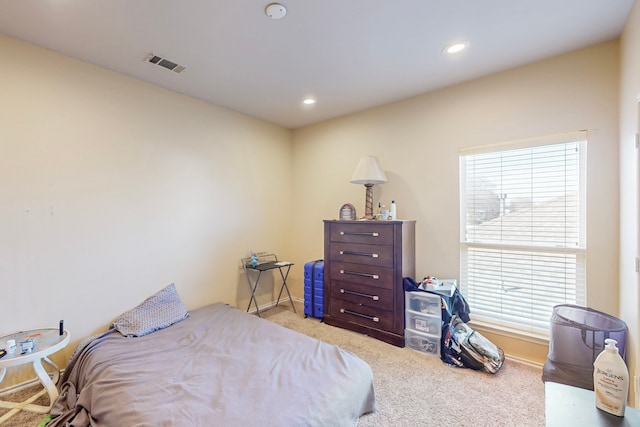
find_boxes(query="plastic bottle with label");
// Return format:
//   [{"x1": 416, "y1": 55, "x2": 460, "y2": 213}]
[
  {"x1": 593, "y1": 338, "x2": 629, "y2": 416},
  {"x1": 390, "y1": 200, "x2": 397, "y2": 220}
]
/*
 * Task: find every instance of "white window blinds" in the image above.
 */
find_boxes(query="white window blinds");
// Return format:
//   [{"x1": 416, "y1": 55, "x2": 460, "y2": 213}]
[{"x1": 459, "y1": 132, "x2": 586, "y2": 333}]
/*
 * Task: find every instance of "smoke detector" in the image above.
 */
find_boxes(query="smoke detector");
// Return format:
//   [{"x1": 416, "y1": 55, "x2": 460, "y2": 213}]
[
  {"x1": 265, "y1": 3, "x2": 286, "y2": 19},
  {"x1": 145, "y1": 54, "x2": 186, "y2": 74}
]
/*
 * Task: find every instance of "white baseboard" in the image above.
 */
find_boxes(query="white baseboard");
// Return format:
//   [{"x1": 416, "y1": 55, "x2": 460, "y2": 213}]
[
  {"x1": 505, "y1": 354, "x2": 543, "y2": 370},
  {"x1": 246, "y1": 296, "x2": 303, "y2": 314}
]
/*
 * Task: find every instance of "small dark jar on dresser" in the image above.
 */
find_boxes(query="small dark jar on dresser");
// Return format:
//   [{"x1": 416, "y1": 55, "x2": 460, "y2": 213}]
[{"x1": 323, "y1": 220, "x2": 416, "y2": 347}]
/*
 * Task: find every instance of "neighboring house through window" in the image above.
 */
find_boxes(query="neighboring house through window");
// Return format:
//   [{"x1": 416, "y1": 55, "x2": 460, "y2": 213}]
[{"x1": 459, "y1": 131, "x2": 586, "y2": 335}]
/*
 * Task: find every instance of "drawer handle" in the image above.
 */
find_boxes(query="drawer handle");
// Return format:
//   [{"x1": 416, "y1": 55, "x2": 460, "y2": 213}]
[
  {"x1": 339, "y1": 269, "x2": 379, "y2": 280},
  {"x1": 340, "y1": 231, "x2": 379, "y2": 237},
  {"x1": 340, "y1": 288, "x2": 380, "y2": 301},
  {"x1": 340, "y1": 308, "x2": 380, "y2": 322},
  {"x1": 339, "y1": 250, "x2": 379, "y2": 258}
]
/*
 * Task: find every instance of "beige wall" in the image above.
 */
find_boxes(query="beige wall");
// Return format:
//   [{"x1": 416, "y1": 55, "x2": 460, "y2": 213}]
[
  {"x1": 291, "y1": 41, "x2": 621, "y2": 367},
  {"x1": 0, "y1": 35, "x2": 293, "y2": 384},
  {"x1": 620, "y1": 0, "x2": 640, "y2": 407}
]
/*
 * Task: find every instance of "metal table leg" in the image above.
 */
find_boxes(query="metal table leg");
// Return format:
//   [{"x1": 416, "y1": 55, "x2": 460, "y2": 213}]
[
  {"x1": 245, "y1": 270, "x2": 263, "y2": 317},
  {"x1": 275, "y1": 264, "x2": 297, "y2": 313}
]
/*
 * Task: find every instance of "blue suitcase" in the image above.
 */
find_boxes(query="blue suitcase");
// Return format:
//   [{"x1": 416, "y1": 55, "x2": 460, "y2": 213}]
[{"x1": 304, "y1": 260, "x2": 324, "y2": 319}]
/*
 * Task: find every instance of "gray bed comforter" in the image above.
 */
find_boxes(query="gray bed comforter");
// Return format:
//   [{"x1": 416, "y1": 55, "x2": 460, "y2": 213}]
[{"x1": 48, "y1": 303, "x2": 376, "y2": 426}]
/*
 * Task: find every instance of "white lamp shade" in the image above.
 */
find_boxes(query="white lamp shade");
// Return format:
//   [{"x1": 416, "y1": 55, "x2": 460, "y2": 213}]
[{"x1": 350, "y1": 156, "x2": 388, "y2": 184}]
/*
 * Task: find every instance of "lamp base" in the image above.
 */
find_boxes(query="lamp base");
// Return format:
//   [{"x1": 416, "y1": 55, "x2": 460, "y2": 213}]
[{"x1": 363, "y1": 184, "x2": 374, "y2": 220}]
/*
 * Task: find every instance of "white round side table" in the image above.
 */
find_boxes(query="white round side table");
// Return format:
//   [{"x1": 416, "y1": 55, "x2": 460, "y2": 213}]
[{"x1": 0, "y1": 328, "x2": 70, "y2": 423}]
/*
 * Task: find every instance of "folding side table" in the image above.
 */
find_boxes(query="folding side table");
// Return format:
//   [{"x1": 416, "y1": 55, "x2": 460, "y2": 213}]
[{"x1": 242, "y1": 253, "x2": 297, "y2": 317}]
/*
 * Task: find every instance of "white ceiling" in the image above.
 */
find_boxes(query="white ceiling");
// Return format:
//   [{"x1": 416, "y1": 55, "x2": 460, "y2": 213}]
[{"x1": 0, "y1": 1, "x2": 634, "y2": 129}]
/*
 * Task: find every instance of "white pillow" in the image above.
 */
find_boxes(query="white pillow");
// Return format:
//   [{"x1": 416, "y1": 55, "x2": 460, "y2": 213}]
[{"x1": 113, "y1": 283, "x2": 189, "y2": 337}]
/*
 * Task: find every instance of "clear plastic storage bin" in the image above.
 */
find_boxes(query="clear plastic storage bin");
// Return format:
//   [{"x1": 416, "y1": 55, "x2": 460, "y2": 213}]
[
  {"x1": 405, "y1": 310, "x2": 441, "y2": 335},
  {"x1": 405, "y1": 329, "x2": 440, "y2": 357},
  {"x1": 405, "y1": 291, "x2": 441, "y2": 316}
]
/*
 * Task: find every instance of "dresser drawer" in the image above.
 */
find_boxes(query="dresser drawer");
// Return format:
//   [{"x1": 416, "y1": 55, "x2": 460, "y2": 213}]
[
  {"x1": 330, "y1": 280, "x2": 394, "y2": 310},
  {"x1": 328, "y1": 299, "x2": 394, "y2": 331},
  {"x1": 329, "y1": 222, "x2": 394, "y2": 245},
  {"x1": 327, "y1": 242, "x2": 393, "y2": 268},
  {"x1": 329, "y1": 261, "x2": 394, "y2": 289}
]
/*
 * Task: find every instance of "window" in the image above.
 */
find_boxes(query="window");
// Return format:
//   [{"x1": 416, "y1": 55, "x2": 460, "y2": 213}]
[{"x1": 459, "y1": 132, "x2": 586, "y2": 334}]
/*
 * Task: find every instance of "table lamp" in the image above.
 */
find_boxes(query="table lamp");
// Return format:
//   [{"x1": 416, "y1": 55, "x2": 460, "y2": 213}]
[{"x1": 350, "y1": 155, "x2": 387, "y2": 220}]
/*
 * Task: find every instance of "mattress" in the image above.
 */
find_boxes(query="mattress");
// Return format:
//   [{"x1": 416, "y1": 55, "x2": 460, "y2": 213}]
[{"x1": 48, "y1": 302, "x2": 376, "y2": 426}]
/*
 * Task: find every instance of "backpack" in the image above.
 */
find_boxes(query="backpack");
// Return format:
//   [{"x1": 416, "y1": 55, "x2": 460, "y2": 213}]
[{"x1": 442, "y1": 315, "x2": 505, "y2": 374}]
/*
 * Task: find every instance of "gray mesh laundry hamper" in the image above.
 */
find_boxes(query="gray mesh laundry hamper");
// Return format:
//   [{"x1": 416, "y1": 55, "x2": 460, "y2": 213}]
[{"x1": 542, "y1": 304, "x2": 628, "y2": 390}]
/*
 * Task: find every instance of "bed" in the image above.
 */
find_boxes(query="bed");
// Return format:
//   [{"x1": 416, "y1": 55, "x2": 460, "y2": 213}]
[{"x1": 47, "y1": 285, "x2": 376, "y2": 426}]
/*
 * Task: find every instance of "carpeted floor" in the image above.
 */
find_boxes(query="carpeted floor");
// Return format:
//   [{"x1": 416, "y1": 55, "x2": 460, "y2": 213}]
[
  {"x1": 1, "y1": 303, "x2": 545, "y2": 426},
  {"x1": 0, "y1": 385, "x2": 50, "y2": 426},
  {"x1": 262, "y1": 305, "x2": 545, "y2": 427}
]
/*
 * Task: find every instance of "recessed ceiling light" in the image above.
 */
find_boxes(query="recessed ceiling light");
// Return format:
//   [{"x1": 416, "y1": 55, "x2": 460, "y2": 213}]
[
  {"x1": 303, "y1": 98, "x2": 316, "y2": 105},
  {"x1": 444, "y1": 42, "x2": 468, "y2": 54}
]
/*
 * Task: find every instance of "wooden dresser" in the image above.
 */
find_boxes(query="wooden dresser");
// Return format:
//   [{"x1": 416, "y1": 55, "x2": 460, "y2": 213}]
[{"x1": 323, "y1": 220, "x2": 415, "y2": 347}]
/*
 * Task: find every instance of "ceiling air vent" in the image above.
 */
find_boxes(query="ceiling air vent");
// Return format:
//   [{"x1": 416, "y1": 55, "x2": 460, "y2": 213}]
[{"x1": 146, "y1": 54, "x2": 186, "y2": 74}]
